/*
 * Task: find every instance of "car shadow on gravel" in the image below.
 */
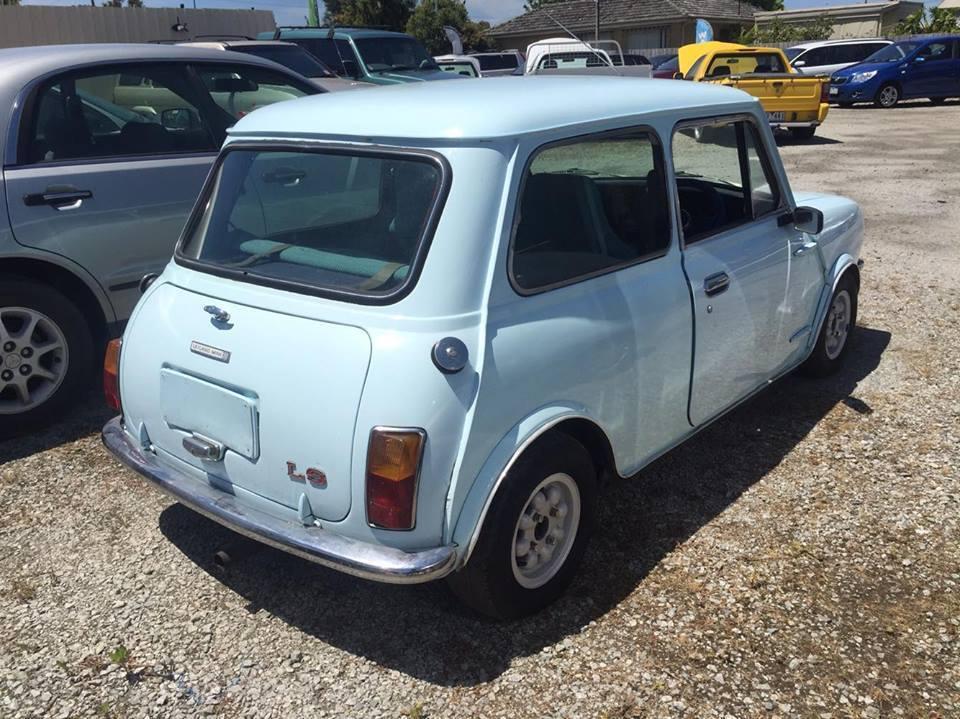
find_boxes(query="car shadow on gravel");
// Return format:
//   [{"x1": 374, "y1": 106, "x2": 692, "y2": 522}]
[
  {"x1": 158, "y1": 326, "x2": 890, "y2": 687},
  {"x1": 775, "y1": 133, "x2": 842, "y2": 147},
  {"x1": 0, "y1": 389, "x2": 112, "y2": 465}
]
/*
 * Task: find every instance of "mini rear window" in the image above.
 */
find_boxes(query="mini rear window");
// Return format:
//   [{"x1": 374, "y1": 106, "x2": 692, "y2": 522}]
[{"x1": 178, "y1": 147, "x2": 445, "y2": 302}]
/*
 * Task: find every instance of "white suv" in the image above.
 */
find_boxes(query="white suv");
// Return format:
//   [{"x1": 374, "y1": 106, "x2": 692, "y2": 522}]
[{"x1": 786, "y1": 38, "x2": 892, "y2": 76}]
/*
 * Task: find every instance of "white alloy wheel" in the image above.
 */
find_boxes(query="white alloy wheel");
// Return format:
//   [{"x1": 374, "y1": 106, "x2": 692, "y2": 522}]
[
  {"x1": 824, "y1": 290, "x2": 851, "y2": 360},
  {"x1": 511, "y1": 472, "x2": 581, "y2": 589},
  {"x1": 0, "y1": 306, "x2": 69, "y2": 414}
]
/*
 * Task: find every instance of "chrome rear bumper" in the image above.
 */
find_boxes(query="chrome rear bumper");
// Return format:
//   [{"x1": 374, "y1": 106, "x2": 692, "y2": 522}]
[{"x1": 102, "y1": 417, "x2": 457, "y2": 584}]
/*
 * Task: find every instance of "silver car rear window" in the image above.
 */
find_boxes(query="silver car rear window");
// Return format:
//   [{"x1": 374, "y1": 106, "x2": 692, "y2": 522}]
[{"x1": 178, "y1": 146, "x2": 446, "y2": 302}]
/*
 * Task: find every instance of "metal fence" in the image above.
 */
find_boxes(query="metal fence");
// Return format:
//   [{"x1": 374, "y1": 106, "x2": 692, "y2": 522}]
[{"x1": 0, "y1": 6, "x2": 276, "y2": 49}]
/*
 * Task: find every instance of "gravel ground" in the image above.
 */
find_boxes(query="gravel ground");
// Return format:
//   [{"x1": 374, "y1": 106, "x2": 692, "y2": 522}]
[{"x1": 2, "y1": 100, "x2": 959, "y2": 719}]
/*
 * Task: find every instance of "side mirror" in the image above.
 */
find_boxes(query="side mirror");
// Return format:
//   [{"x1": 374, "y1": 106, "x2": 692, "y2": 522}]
[
  {"x1": 139, "y1": 273, "x2": 159, "y2": 294},
  {"x1": 161, "y1": 107, "x2": 199, "y2": 131},
  {"x1": 912, "y1": 55, "x2": 926, "y2": 64},
  {"x1": 792, "y1": 60, "x2": 806, "y2": 68},
  {"x1": 793, "y1": 206, "x2": 824, "y2": 234},
  {"x1": 673, "y1": 71, "x2": 684, "y2": 80}
]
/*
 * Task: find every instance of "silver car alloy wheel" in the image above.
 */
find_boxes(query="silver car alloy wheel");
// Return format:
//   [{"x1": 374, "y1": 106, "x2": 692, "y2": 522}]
[
  {"x1": 824, "y1": 290, "x2": 851, "y2": 360},
  {"x1": 511, "y1": 472, "x2": 581, "y2": 589},
  {"x1": 879, "y1": 85, "x2": 898, "y2": 107},
  {"x1": 0, "y1": 306, "x2": 69, "y2": 414}
]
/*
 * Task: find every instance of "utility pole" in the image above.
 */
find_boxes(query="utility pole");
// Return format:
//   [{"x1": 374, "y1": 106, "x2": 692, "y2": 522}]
[{"x1": 595, "y1": 0, "x2": 600, "y2": 42}]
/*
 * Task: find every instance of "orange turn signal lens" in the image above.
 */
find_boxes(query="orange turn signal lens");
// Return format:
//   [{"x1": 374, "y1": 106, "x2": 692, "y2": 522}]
[
  {"x1": 103, "y1": 339, "x2": 122, "y2": 411},
  {"x1": 366, "y1": 428, "x2": 425, "y2": 530}
]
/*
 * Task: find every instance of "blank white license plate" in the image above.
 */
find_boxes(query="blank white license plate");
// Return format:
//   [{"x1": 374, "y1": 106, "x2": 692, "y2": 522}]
[
  {"x1": 829, "y1": 86, "x2": 839, "y2": 95},
  {"x1": 767, "y1": 112, "x2": 786, "y2": 122}
]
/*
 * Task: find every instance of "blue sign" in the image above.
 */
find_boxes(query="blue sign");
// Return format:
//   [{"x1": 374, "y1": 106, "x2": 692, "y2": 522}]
[{"x1": 695, "y1": 19, "x2": 714, "y2": 43}]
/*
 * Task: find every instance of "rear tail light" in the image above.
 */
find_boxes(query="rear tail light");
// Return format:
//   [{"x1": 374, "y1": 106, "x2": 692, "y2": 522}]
[
  {"x1": 103, "y1": 339, "x2": 122, "y2": 411},
  {"x1": 821, "y1": 81, "x2": 830, "y2": 102},
  {"x1": 365, "y1": 428, "x2": 425, "y2": 530}
]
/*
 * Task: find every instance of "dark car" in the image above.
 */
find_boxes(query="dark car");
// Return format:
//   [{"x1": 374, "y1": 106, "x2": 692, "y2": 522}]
[
  {"x1": 829, "y1": 36, "x2": 960, "y2": 107},
  {"x1": 651, "y1": 55, "x2": 679, "y2": 79}
]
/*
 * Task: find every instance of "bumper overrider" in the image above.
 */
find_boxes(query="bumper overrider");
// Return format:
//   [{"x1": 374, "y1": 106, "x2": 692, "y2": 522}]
[{"x1": 101, "y1": 417, "x2": 457, "y2": 584}]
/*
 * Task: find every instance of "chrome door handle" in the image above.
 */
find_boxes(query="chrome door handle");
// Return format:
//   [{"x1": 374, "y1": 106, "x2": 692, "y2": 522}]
[
  {"x1": 793, "y1": 239, "x2": 819, "y2": 256},
  {"x1": 703, "y1": 272, "x2": 730, "y2": 297},
  {"x1": 23, "y1": 189, "x2": 92, "y2": 210}
]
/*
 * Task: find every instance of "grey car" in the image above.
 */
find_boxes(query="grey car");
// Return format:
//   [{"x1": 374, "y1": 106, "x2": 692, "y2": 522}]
[{"x1": 0, "y1": 44, "x2": 320, "y2": 433}]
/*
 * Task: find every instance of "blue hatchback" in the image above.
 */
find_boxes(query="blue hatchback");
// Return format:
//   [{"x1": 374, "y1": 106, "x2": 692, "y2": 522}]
[{"x1": 830, "y1": 36, "x2": 960, "y2": 107}]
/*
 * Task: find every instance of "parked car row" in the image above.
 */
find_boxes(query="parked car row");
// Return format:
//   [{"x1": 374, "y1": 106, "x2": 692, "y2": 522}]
[{"x1": 779, "y1": 35, "x2": 960, "y2": 108}]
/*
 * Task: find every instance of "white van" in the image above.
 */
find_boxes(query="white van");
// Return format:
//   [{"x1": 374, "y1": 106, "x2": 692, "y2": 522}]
[{"x1": 786, "y1": 38, "x2": 893, "y2": 76}]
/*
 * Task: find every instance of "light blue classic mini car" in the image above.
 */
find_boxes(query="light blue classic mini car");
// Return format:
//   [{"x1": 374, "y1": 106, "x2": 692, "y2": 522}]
[{"x1": 103, "y1": 77, "x2": 864, "y2": 618}]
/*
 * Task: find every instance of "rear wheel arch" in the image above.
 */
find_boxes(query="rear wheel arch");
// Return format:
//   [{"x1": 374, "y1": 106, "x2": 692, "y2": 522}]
[
  {"x1": 550, "y1": 418, "x2": 619, "y2": 484},
  {"x1": 452, "y1": 413, "x2": 617, "y2": 566},
  {"x1": 0, "y1": 258, "x2": 112, "y2": 344}
]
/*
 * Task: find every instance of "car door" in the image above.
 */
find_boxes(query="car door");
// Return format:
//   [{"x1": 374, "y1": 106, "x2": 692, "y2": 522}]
[
  {"x1": 3, "y1": 63, "x2": 220, "y2": 323},
  {"x1": 901, "y1": 41, "x2": 953, "y2": 98},
  {"x1": 675, "y1": 116, "x2": 823, "y2": 426},
  {"x1": 4, "y1": 61, "x2": 315, "y2": 323},
  {"x1": 480, "y1": 127, "x2": 693, "y2": 474}
]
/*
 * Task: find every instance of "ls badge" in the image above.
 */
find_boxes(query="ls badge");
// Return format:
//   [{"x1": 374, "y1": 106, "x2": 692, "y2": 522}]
[{"x1": 287, "y1": 461, "x2": 327, "y2": 488}]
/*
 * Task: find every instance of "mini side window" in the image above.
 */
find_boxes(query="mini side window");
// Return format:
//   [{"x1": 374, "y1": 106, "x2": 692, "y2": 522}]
[
  {"x1": 510, "y1": 130, "x2": 671, "y2": 292},
  {"x1": 672, "y1": 118, "x2": 782, "y2": 244}
]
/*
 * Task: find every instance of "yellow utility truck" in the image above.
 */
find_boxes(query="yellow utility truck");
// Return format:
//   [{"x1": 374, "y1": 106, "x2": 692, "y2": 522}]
[{"x1": 678, "y1": 41, "x2": 830, "y2": 139}]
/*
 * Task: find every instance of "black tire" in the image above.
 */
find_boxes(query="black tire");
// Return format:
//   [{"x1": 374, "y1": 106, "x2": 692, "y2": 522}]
[
  {"x1": 447, "y1": 432, "x2": 597, "y2": 619},
  {"x1": 800, "y1": 273, "x2": 858, "y2": 378},
  {"x1": 838, "y1": 102, "x2": 854, "y2": 109},
  {"x1": 790, "y1": 127, "x2": 817, "y2": 140},
  {"x1": 875, "y1": 83, "x2": 900, "y2": 108},
  {"x1": 0, "y1": 278, "x2": 94, "y2": 436}
]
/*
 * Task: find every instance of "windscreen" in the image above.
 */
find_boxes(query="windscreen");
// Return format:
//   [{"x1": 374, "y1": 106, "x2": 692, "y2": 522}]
[
  {"x1": 233, "y1": 45, "x2": 335, "y2": 78},
  {"x1": 706, "y1": 52, "x2": 787, "y2": 76},
  {"x1": 355, "y1": 37, "x2": 437, "y2": 72},
  {"x1": 475, "y1": 54, "x2": 519, "y2": 70},
  {"x1": 864, "y1": 42, "x2": 918, "y2": 63},
  {"x1": 180, "y1": 149, "x2": 443, "y2": 298}
]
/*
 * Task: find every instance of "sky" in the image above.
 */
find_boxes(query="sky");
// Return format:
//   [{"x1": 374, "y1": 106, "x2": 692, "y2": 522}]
[{"x1": 20, "y1": 0, "x2": 942, "y2": 30}]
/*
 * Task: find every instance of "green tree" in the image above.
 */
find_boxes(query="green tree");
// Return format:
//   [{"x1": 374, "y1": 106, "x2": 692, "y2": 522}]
[
  {"x1": 324, "y1": 0, "x2": 415, "y2": 31},
  {"x1": 1, "y1": 0, "x2": 22, "y2": 6},
  {"x1": 748, "y1": 0, "x2": 785, "y2": 11},
  {"x1": 406, "y1": 0, "x2": 491, "y2": 54},
  {"x1": 739, "y1": 16, "x2": 832, "y2": 44},
  {"x1": 894, "y1": 7, "x2": 959, "y2": 35}
]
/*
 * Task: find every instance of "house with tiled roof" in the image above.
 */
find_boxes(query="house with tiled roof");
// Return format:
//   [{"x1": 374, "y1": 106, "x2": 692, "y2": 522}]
[{"x1": 488, "y1": 0, "x2": 757, "y2": 53}]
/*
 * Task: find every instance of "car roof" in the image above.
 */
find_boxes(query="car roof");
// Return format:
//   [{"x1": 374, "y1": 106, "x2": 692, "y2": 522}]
[
  {"x1": 276, "y1": 27, "x2": 412, "y2": 40},
  {"x1": 788, "y1": 38, "x2": 893, "y2": 50},
  {"x1": 183, "y1": 40, "x2": 298, "y2": 49},
  {"x1": 230, "y1": 75, "x2": 755, "y2": 142},
  {"x1": 0, "y1": 43, "x2": 288, "y2": 84}
]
